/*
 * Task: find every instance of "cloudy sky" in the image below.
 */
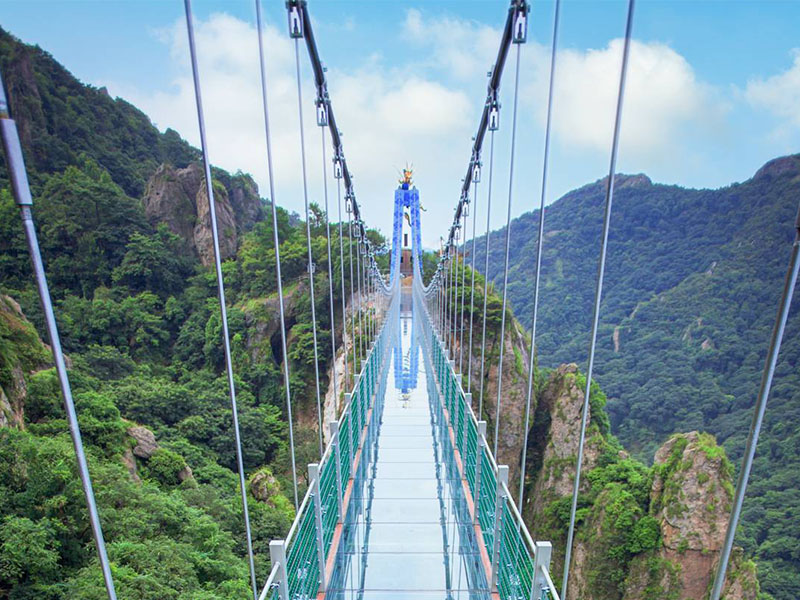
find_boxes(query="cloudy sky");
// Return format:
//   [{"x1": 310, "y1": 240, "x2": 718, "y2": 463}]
[{"x1": 3, "y1": 1, "x2": 800, "y2": 247}]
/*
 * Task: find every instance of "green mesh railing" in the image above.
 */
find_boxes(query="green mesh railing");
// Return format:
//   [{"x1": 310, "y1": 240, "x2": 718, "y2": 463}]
[
  {"x1": 259, "y1": 293, "x2": 398, "y2": 600},
  {"x1": 415, "y1": 284, "x2": 560, "y2": 600},
  {"x1": 286, "y1": 506, "x2": 319, "y2": 599}
]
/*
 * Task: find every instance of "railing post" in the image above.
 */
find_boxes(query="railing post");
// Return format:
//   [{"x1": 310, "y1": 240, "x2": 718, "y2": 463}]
[
  {"x1": 532, "y1": 541, "x2": 553, "y2": 600},
  {"x1": 474, "y1": 421, "x2": 487, "y2": 525},
  {"x1": 492, "y1": 465, "x2": 509, "y2": 591},
  {"x1": 308, "y1": 463, "x2": 327, "y2": 593},
  {"x1": 329, "y1": 421, "x2": 344, "y2": 521},
  {"x1": 462, "y1": 393, "x2": 472, "y2": 452},
  {"x1": 269, "y1": 540, "x2": 289, "y2": 600}
]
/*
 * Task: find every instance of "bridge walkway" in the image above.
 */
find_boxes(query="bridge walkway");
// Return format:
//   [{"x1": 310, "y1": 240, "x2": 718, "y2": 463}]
[{"x1": 325, "y1": 307, "x2": 490, "y2": 599}]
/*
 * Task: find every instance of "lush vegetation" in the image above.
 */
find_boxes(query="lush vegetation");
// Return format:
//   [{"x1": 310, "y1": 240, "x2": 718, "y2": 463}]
[
  {"x1": 473, "y1": 163, "x2": 800, "y2": 599},
  {"x1": 0, "y1": 27, "x2": 385, "y2": 599}
]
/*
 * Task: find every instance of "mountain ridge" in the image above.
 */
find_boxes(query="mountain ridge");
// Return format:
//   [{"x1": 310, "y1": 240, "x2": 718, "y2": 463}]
[{"x1": 471, "y1": 152, "x2": 800, "y2": 599}]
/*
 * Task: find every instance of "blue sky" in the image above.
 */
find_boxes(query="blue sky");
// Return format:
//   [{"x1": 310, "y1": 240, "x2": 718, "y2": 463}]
[{"x1": 3, "y1": 1, "x2": 800, "y2": 246}]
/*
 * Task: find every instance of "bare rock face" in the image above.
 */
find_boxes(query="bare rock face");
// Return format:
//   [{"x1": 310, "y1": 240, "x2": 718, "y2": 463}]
[
  {"x1": 121, "y1": 448, "x2": 141, "y2": 483},
  {"x1": 228, "y1": 174, "x2": 265, "y2": 231},
  {"x1": 249, "y1": 468, "x2": 284, "y2": 509},
  {"x1": 622, "y1": 432, "x2": 759, "y2": 600},
  {"x1": 651, "y1": 432, "x2": 731, "y2": 555},
  {"x1": 193, "y1": 176, "x2": 237, "y2": 266},
  {"x1": 462, "y1": 317, "x2": 531, "y2": 488},
  {"x1": 128, "y1": 425, "x2": 158, "y2": 459},
  {"x1": 178, "y1": 465, "x2": 194, "y2": 482},
  {"x1": 142, "y1": 162, "x2": 237, "y2": 266},
  {"x1": 527, "y1": 364, "x2": 604, "y2": 518}
]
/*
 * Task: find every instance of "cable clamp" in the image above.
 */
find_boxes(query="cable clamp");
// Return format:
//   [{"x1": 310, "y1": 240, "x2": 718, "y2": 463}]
[
  {"x1": 316, "y1": 94, "x2": 329, "y2": 127},
  {"x1": 286, "y1": 1, "x2": 304, "y2": 38},
  {"x1": 488, "y1": 94, "x2": 500, "y2": 131},
  {"x1": 512, "y1": 1, "x2": 529, "y2": 44}
]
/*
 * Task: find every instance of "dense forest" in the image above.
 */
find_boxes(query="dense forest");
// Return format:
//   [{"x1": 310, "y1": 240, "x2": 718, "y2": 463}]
[
  {"x1": 472, "y1": 161, "x2": 800, "y2": 598},
  {"x1": 0, "y1": 26, "x2": 395, "y2": 598},
  {"x1": 0, "y1": 21, "x2": 795, "y2": 600}
]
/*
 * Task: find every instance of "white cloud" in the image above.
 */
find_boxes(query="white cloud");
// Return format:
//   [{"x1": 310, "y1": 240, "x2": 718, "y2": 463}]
[
  {"x1": 403, "y1": 9, "x2": 501, "y2": 81},
  {"x1": 524, "y1": 39, "x2": 727, "y2": 159},
  {"x1": 745, "y1": 49, "x2": 800, "y2": 129},
  {"x1": 106, "y1": 11, "x2": 474, "y2": 247},
  {"x1": 104, "y1": 9, "x2": 730, "y2": 246}
]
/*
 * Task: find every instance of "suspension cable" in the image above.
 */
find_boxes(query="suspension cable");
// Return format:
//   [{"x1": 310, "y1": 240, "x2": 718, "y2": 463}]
[
  {"x1": 255, "y1": 0, "x2": 299, "y2": 510},
  {"x1": 493, "y1": 41, "x2": 523, "y2": 459},
  {"x1": 467, "y1": 175, "x2": 479, "y2": 394},
  {"x1": 0, "y1": 70, "x2": 119, "y2": 600},
  {"x1": 447, "y1": 236, "x2": 455, "y2": 356},
  {"x1": 321, "y1": 126, "x2": 339, "y2": 419},
  {"x1": 335, "y1": 166, "x2": 351, "y2": 390},
  {"x1": 458, "y1": 204, "x2": 468, "y2": 375},
  {"x1": 519, "y1": 0, "x2": 560, "y2": 512},
  {"x1": 355, "y1": 221, "x2": 365, "y2": 368},
  {"x1": 184, "y1": 2, "x2": 257, "y2": 596},
  {"x1": 452, "y1": 220, "x2": 460, "y2": 361},
  {"x1": 478, "y1": 129, "x2": 496, "y2": 419},
  {"x1": 561, "y1": 2, "x2": 635, "y2": 597},
  {"x1": 709, "y1": 205, "x2": 800, "y2": 597},
  {"x1": 347, "y1": 203, "x2": 359, "y2": 372},
  {"x1": 292, "y1": 36, "x2": 325, "y2": 458}
]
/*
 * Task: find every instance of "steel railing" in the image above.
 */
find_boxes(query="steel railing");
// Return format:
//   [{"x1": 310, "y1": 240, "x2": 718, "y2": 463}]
[
  {"x1": 414, "y1": 282, "x2": 560, "y2": 600},
  {"x1": 259, "y1": 292, "x2": 399, "y2": 600}
]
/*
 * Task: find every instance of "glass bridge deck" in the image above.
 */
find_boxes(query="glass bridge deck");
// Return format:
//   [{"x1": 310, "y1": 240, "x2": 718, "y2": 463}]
[{"x1": 325, "y1": 309, "x2": 490, "y2": 600}]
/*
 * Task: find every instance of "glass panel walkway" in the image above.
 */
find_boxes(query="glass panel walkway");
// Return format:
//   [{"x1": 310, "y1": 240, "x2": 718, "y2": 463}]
[
  {"x1": 260, "y1": 289, "x2": 559, "y2": 600},
  {"x1": 325, "y1": 306, "x2": 490, "y2": 599}
]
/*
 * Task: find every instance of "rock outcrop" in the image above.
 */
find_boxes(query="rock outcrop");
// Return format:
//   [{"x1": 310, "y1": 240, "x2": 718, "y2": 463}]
[
  {"x1": 128, "y1": 424, "x2": 158, "y2": 458},
  {"x1": 0, "y1": 295, "x2": 50, "y2": 429},
  {"x1": 227, "y1": 173, "x2": 265, "y2": 231},
  {"x1": 142, "y1": 163, "x2": 241, "y2": 266},
  {"x1": 249, "y1": 467, "x2": 289, "y2": 511},
  {"x1": 510, "y1": 365, "x2": 759, "y2": 600},
  {"x1": 622, "y1": 432, "x2": 759, "y2": 600}
]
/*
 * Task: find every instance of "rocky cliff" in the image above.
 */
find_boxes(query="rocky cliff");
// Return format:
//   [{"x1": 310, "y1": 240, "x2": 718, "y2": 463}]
[
  {"x1": 516, "y1": 366, "x2": 760, "y2": 599},
  {"x1": 142, "y1": 163, "x2": 264, "y2": 266},
  {"x1": 622, "y1": 432, "x2": 759, "y2": 600}
]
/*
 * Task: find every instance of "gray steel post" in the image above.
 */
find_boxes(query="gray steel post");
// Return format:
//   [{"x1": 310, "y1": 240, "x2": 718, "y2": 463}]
[
  {"x1": 0, "y1": 72, "x2": 119, "y2": 600},
  {"x1": 474, "y1": 421, "x2": 487, "y2": 525},
  {"x1": 330, "y1": 421, "x2": 345, "y2": 521},
  {"x1": 532, "y1": 541, "x2": 553, "y2": 600},
  {"x1": 462, "y1": 392, "x2": 472, "y2": 453},
  {"x1": 269, "y1": 540, "x2": 289, "y2": 600},
  {"x1": 491, "y1": 465, "x2": 509, "y2": 590},
  {"x1": 309, "y1": 463, "x2": 327, "y2": 592}
]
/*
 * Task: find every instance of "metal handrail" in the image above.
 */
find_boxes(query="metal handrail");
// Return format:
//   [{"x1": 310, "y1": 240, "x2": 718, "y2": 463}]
[
  {"x1": 541, "y1": 564, "x2": 561, "y2": 600},
  {"x1": 257, "y1": 563, "x2": 280, "y2": 600},
  {"x1": 274, "y1": 290, "x2": 398, "y2": 589},
  {"x1": 414, "y1": 280, "x2": 561, "y2": 600}
]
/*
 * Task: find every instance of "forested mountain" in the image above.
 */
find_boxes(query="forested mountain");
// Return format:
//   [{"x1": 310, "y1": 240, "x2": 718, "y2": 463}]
[
  {"x1": 0, "y1": 21, "x2": 789, "y2": 600},
  {"x1": 0, "y1": 26, "x2": 386, "y2": 598},
  {"x1": 472, "y1": 158, "x2": 800, "y2": 599}
]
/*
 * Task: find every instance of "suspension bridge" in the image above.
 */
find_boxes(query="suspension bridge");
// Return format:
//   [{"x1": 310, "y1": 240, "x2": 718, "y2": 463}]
[{"x1": 1, "y1": 0, "x2": 799, "y2": 600}]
